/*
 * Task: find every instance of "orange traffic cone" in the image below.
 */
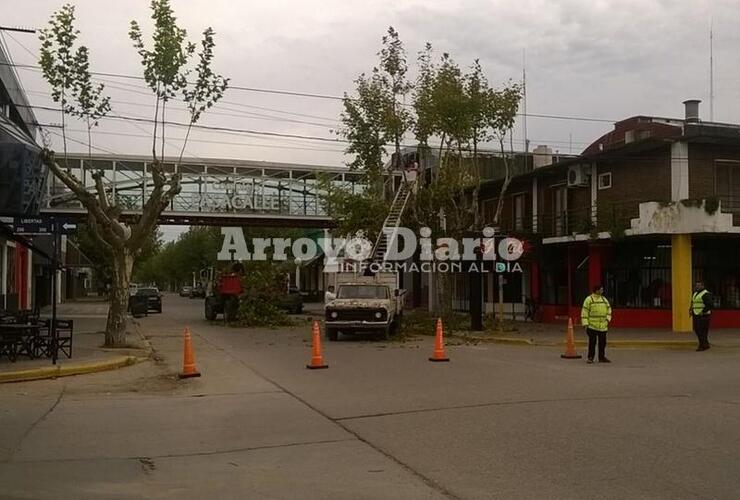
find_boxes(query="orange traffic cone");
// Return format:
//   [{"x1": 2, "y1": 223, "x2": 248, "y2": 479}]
[
  {"x1": 560, "y1": 317, "x2": 582, "y2": 359},
  {"x1": 179, "y1": 327, "x2": 201, "y2": 378},
  {"x1": 429, "y1": 318, "x2": 450, "y2": 362},
  {"x1": 306, "y1": 320, "x2": 328, "y2": 369}
]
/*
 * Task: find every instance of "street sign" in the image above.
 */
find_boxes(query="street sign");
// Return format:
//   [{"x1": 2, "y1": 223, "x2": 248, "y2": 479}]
[
  {"x1": 12, "y1": 216, "x2": 78, "y2": 235},
  {"x1": 13, "y1": 217, "x2": 54, "y2": 235},
  {"x1": 55, "y1": 220, "x2": 78, "y2": 234}
]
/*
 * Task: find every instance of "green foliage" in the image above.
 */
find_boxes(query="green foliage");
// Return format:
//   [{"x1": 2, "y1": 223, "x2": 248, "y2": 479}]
[
  {"x1": 129, "y1": 0, "x2": 193, "y2": 100},
  {"x1": 129, "y1": 0, "x2": 228, "y2": 162},
  {"x1": 236, "y1": 262, "x2": 292, "y2": 327},
  {"x1": 704, "y1": 197, "x2": 720, "y2": 215},
  {"x1": 38, "y1": 4, "x2": 78, "y2": 114},
  {"x1": 341, "y1": 72, "x2": 393, "y2": 174},
  {"x1": 135, "y1": 226, "x2": 221, "y2": 287},
  {"x1": 39, "y1": 3, "x2": 111, "y2": 163},
  {"x1": 69, "y1": 46, "x2": 111, "y2": 126},
  {"x1": 331, "y1": 27, "x2": 414, "y2": 239},
  {"x1": 334, "y1": 28, "x2": 522, "y2": 241},
  {"x1": 319, "y1": 172, "x2": 387, "y2": 242}
]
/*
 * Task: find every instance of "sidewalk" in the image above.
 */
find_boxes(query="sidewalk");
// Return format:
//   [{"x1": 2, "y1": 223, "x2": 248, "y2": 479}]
[
  {"x1": 0, "y1": 300, "x2": 149, "y2": 383},
  {"x1": 449, "y1": 320, "x2": 740, "y2": 348}
]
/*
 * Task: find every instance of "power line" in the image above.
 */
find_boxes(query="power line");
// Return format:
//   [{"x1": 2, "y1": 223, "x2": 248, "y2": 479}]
[
  {"x1": 51, "y1": 127, "x2": 347, "y2": 154},
  {"x1": 0, "y1": 26, "x2": 35, "y2": 34},
  {"x1": 25, "y1": 88, "x2": 338, "y2": 129},
  {"x1": 0, "y1": 60, "x2": 616, "y2": 124},
  {"x1": 28, "y1": 103, "x2": 586, "y2": 155}
]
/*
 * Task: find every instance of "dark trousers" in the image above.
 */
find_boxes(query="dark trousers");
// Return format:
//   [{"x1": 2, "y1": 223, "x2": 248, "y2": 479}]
[
  {"x1": 586, "y1": 328, "x2": 607, "y2": 360},
  {"x1": 692, "y1": 315, "x2": 711, "y2": 348}
]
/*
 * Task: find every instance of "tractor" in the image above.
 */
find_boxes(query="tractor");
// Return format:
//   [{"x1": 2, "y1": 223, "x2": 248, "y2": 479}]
[{"x1": 203, "y1": 263, "x2": 244, "y2": 322}]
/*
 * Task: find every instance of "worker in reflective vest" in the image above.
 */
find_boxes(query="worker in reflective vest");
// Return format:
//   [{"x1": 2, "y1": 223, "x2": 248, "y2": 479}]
[
  {"x1": 690, "y1": 280, "x2": 713, "y2": 351},
  {"x1": 581, "y1": 284, "x2": 612, "y2": 364}
]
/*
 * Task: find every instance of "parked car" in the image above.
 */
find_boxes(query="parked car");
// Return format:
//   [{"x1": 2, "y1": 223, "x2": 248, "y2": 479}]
[
  {"x1": 133, "y1": 287, "x2": 162, "y2": 313},
  {"x1": 189, "y1": 285, "x2": 206, "y2": 299},
  {"x1": 179, "y1": 286, "x2": 193, "y2": 297},
  {"x1": 278, "y1": 287, "x2": 304, "y2": 314}
]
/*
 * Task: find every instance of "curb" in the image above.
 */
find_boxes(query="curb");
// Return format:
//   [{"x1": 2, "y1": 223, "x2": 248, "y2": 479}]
[
  {"x1": 449, "y1": 333, "x2": 535, "y2": 346},
  {"x1": 449, "y1": 333, "x2": 705, "y2": 349},
  {"x1": 0, "y1": 356, "x2": 142, "y2": 384}
]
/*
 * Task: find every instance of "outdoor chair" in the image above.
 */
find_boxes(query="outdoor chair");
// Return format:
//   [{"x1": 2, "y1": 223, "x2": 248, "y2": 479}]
[
  {"x1": 32, "y1": 319, "x2": 74, "y2": 359},
  {"x1": 0, "y1": 328, "x2": 17, "y2": 361},
  {"x1": 34, "y1": 319, "x2": 53, "y2": 358},
  {"x1": 55, "y1": 319, "x2": 74, "y2": 358}
]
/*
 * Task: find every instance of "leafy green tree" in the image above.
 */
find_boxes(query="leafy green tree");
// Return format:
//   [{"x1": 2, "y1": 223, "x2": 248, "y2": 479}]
[
  {"x1": 237, "y1": 261, "x2": 292, "y2": 327},
  {"x1": 38, "y1": 4, "x2": 78, "y2": 164},
  {"x1": 334, "y1": 29, "x2": 522, "y2": 313},
  {"x1": 326, "y1": 27, "x2": 415, "y2": 241},
  {"x1": 39, "y1": 1, "x2": 228, "y2": 346},
  {"x1": 68, "y1": 45, "x2": 111, "y2": 164}
]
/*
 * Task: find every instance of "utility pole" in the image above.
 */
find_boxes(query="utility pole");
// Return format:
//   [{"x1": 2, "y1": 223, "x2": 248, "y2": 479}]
[
  {"x1": 709, "y1": 21, "x2": 715, "y2": 121},
  {"x1": 522, "y1": 49, "x2": 529, "y2": 153}
]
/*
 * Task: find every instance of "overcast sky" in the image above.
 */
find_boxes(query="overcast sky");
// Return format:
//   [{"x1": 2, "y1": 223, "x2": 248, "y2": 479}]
[{"x1": 3, "y1": 0, "x2": 739, "y2": 240}]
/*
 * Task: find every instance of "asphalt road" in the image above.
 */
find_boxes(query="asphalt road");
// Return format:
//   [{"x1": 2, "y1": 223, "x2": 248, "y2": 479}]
[{"x1": 1, "y1": 294, "x2": 739, "y2": 499}]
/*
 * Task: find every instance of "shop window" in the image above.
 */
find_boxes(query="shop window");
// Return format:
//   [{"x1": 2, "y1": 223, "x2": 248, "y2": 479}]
[
  {"x1": 693, "y1": 241, "x2": 740, "y2": 309},
  {"x1": 603, "y1": 242, "x2": 671, "y2": 309},
  {"x1": 540, "y1": 246, "x2": 568, "y2": 305},
  {"x1": 513, "y1": 193, "x2": 525, "y2": 231}
]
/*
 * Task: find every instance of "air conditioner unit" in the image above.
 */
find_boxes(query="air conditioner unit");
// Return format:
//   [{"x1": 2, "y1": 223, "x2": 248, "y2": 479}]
[{"x1": 567, "y1": 165, "x2": 590, "y2": 188}]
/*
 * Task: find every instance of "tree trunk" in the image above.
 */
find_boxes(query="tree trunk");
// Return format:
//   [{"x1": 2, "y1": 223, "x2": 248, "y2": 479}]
[
  {"x1": 106, "y1": 247, "x2": 134, "y2": 347},
  {"x1": 434, "y1": 270, "x2": 452, "y2": 318}
]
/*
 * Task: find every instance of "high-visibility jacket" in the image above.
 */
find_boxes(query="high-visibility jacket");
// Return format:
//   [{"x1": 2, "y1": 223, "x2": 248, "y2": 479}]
[
  {"x1": 581, "y1": 294, "x2": 612, "y2": 332},
  {"x1": 691, "y1": 290, "x2": 711, "y2": 316}
]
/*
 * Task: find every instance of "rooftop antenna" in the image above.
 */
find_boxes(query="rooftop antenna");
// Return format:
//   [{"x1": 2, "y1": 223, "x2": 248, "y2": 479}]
[
  {"x1": 522, "y1": 48, "x2": 529, "y2": 153},
  {"x1": 710, "y1": 19, "x2": 714, "y2": 121}
]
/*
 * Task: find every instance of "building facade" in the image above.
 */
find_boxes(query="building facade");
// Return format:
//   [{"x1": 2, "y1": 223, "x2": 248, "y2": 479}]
[
  {"x1": 0, "y1": 41, "x2": 48, "y2": 312},
  {"x1": 479, "y1": 100, "x2": 740, "y2": 331}
]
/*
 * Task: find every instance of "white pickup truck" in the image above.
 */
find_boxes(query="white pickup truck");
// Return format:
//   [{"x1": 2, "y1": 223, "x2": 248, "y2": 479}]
[{"x1": 324, "y1": 273, "x2": 404, "y2": 341}]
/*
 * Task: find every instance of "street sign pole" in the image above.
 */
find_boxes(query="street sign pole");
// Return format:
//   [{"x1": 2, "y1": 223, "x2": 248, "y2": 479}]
[{"x1": 51, "y1": 231, "x2": 59, "y2": 365}]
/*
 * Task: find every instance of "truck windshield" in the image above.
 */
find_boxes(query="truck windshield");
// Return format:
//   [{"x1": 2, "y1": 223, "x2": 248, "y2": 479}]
[{"x1": 337, "y1": 285, "x2": 388, "y2": 299}]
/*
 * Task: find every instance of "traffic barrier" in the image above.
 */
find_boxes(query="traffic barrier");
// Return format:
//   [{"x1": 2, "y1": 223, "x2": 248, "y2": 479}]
[
  {"x1": 560, "y1": 317, "x2": 583, "y2": 359},
  {"x1": 179, "y1": 327, "x2": 202, "y2": 378},
  {"x1": 429, "y1": 318, "x2": 450, "y2": 362},
  {"x1": 306, "y1": 320, "x2": 329, "y2": 369}
]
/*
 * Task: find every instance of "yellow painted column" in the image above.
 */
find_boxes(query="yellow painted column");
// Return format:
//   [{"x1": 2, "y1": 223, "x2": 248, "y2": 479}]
[{"x1": 671, "y1": 234, "x2": 692, "y2": 333}]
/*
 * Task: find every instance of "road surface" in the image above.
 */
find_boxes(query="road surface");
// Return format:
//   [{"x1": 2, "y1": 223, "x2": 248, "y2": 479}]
[{"x1": 2, "y1": 295, "x2": 739, "y2": 499}]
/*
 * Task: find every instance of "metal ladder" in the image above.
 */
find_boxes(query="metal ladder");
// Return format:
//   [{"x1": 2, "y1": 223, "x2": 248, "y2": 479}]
[{"x1": 370, "y1": 180, "x2": 413, "y2": 263}]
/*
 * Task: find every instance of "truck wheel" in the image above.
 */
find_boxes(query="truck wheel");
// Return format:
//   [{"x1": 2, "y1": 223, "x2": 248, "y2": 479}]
[
  {"x1": 204, "y1": 299, "x2": 217, "y2": 321},
  {"x1": 327, "y1": 328, "x2": 339, "y2": 341}
]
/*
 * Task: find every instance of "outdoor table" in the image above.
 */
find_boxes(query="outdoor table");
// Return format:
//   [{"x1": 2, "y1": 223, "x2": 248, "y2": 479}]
[{"x1": 0, "y1": 323, "x2": 41, "y2": 362}]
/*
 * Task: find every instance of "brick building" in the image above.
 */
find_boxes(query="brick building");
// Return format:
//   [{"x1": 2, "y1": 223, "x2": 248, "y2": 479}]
[{"x1": 479, "y1": 100, "x2": 740, "y2": 331}]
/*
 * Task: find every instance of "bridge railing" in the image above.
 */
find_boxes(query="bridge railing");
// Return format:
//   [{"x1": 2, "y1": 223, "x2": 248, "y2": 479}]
[{"x1": 45, "y1": 154, "x2": 364, "y2": 218}]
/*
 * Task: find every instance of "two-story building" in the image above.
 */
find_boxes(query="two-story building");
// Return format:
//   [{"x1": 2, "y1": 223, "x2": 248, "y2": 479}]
[
  {"x1": 0, "y1": 41, "x2": 47, "y2": 311},
  {"x1": 480, "y1": 100, "x2": 740, "y2": 331}
]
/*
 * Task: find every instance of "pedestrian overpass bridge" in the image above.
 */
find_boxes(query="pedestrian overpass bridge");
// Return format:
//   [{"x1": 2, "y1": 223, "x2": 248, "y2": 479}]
[{"x1": 41, "y1": 153, "x2": 366, "y2": 228}]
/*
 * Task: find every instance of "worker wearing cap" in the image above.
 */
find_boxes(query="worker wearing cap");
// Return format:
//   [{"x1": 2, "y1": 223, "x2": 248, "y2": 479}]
[
  {"x1": 581, "y1": 284, "x2": 612, "y2": 364},
  {"x1": 690, "y1": 280, "x2": 713, "y2": 351}
]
